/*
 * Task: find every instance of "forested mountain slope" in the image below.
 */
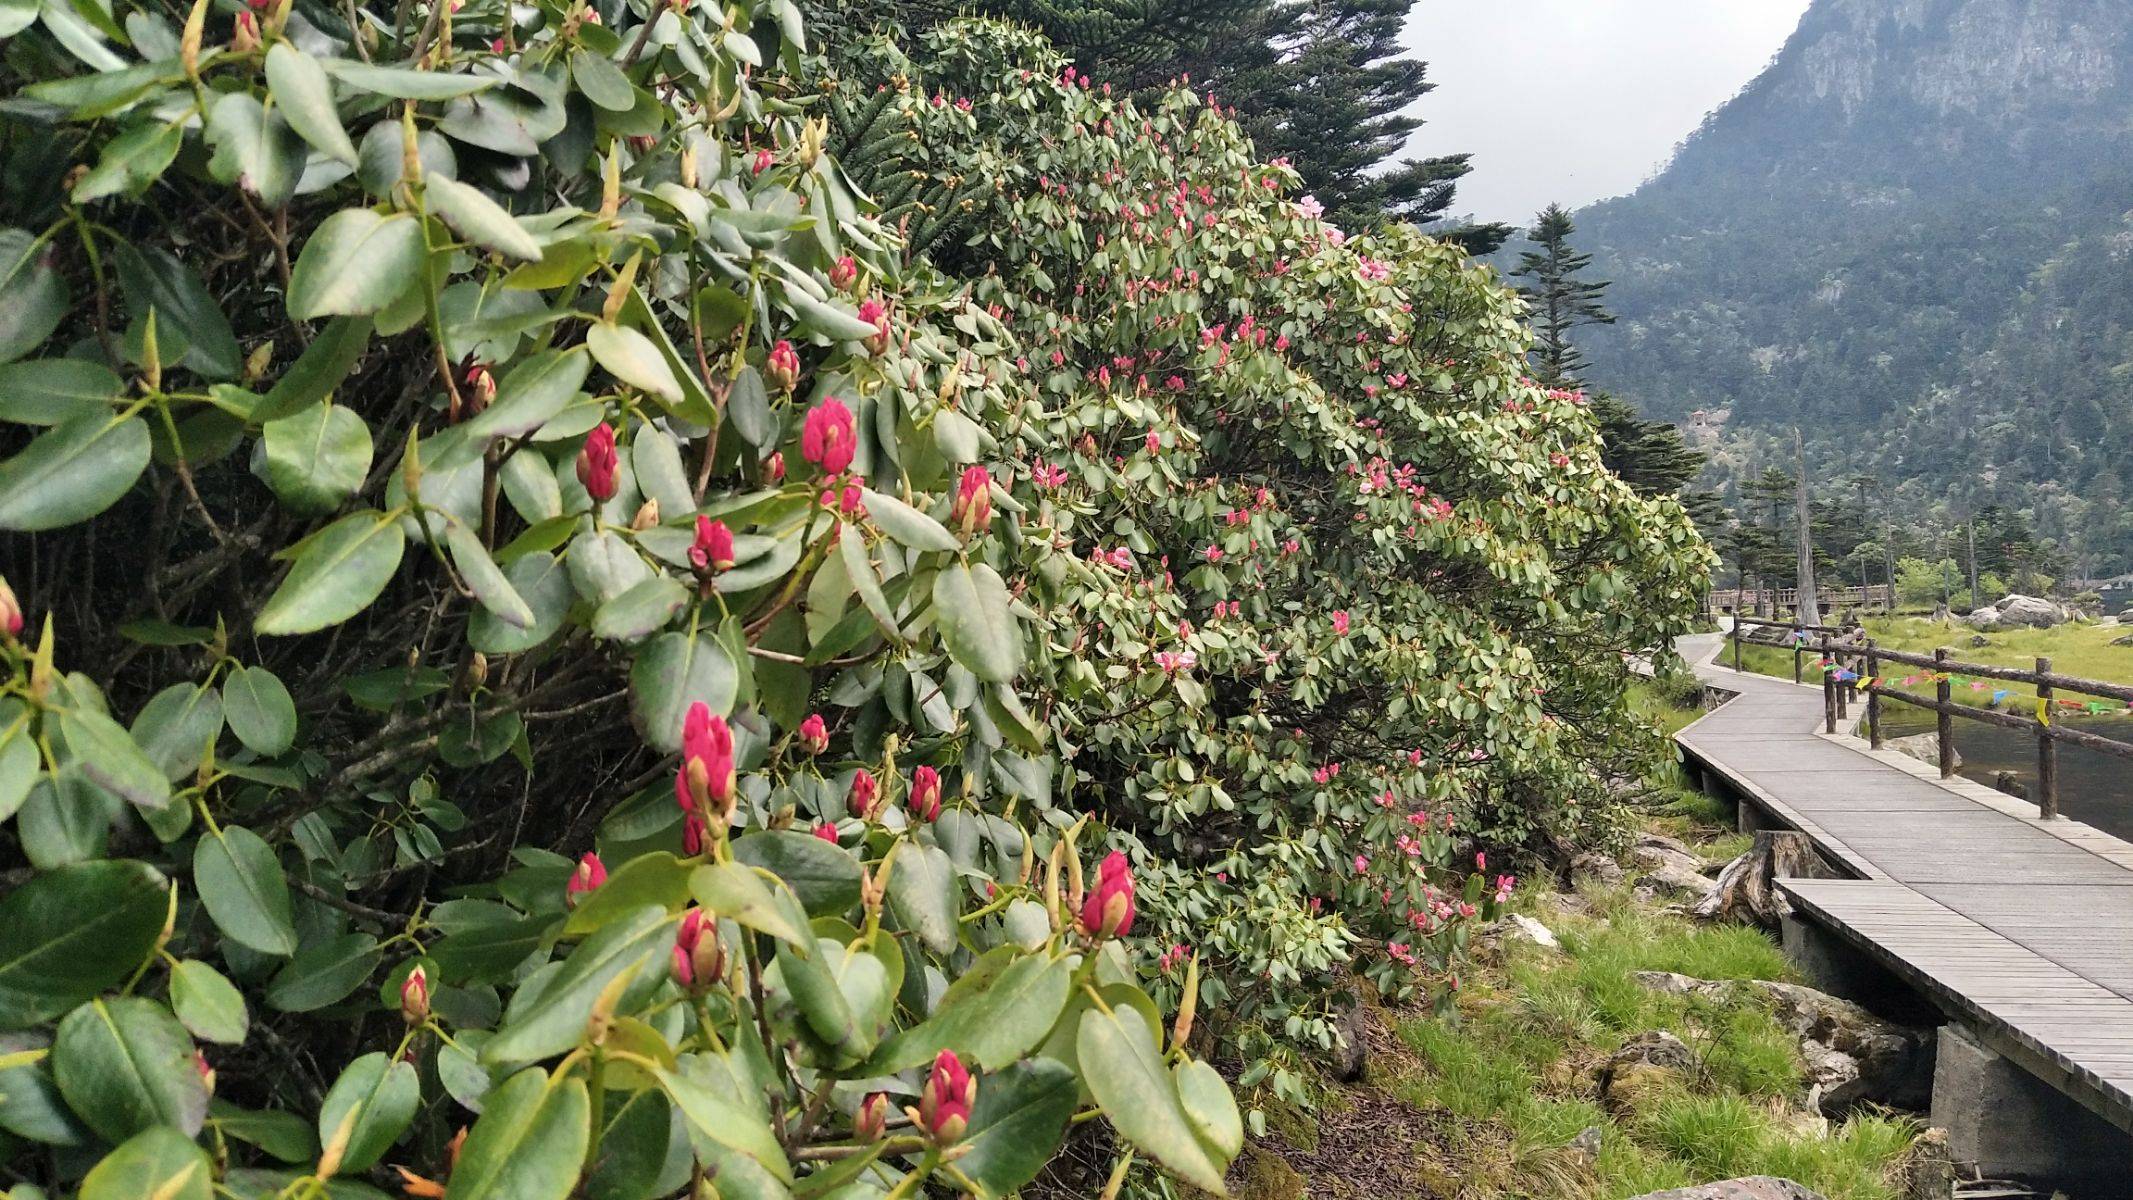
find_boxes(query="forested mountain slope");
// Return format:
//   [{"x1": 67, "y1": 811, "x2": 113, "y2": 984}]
[{"x1": 1570, "y1": 0, "x2": 2133, "y2": 570}]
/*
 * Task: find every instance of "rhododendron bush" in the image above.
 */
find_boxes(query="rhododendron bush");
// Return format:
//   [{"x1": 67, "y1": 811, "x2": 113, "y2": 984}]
[
  {"x1": 0, "y1": 0, "x2": 1704, "y2": 1192},
  {"x1": 0, "y1": 2, "x2": 1256, "y2": 1196}
]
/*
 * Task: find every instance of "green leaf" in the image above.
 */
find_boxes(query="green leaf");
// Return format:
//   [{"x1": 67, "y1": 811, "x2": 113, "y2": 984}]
[
  {"x1": 587, "y1": 321, "x2": 682, "y2": 404},
  {"x1": 470, "y1": 550, "x2": 573, "y2": 654},
  {"x1": 71, "y1": 121, "x2": 183, "y2": 204},
  {"x1": 170, "y1": 959, "x2": 249, "y2": 1044},
  {"x1": 561, "y1": 851, "x2": 690, "y2": 937},
  {"x1": 731, "y1": 831, "x2": 862, "y2": 917},
  {"x1": 288, "y1": 210, "x2": 427, "y2": 320},
  {"x1": 265, "y1": 44, "x2": 357, "y2": 164},
  {"x1": 0, "y1": 0, "x2": 36, "y2": 38},
  {"x1": 839, "y1": 522, "x2": 899, "y2": 637},
  {"x1": 426, "y1": 175, "x2": 544, "y2": 262},
  {"x1": 776, "y1": 935, "x2": 890, "y2": 1064},
  {"x1": 317, "y1": 1052, "x2": 418, "y2": 1176},
  {"x1": 593, "y1": 575, "x2": 687, "y2": 642},
  {"x1": 0, "y1": 357, "x2": 123, "y2": 425},
  {"x1": 52, "y1": 998, "x2": 210, "y2": 1143},
  {"x1": 872, "y1": 951, "x2": 1070, "y2": 1073},
  {"x1": 484, "y1": 907, "x2": 671, "y2": 1066},
  {"x1": 0, "y1": 411, "x2": 150, "y2": 531},
  {"x1": 195, "y1": 824, "x2": 298, "y2": 956},
  {"x1": 629, "y1": 426, "x2": 693, "y2": 518},
  {"x1": 323, "y1": 58, "x2": 500, "y2": 99},
  {"x1": 1175, "y1": 1057, "x2": 1243, "y2": 1160},
  {"x1": 955, "y1": 1058, "x2": 1079, "y2": 1200},
  {"x1": 446, "y1": 521, "x2": 536, "y2": 629},
  {"x1": 443, "y1": 1067, "x2": 590, "y2": 1200},
  {"x1": 257, "y1": 317, "x2": 373, "y2": 422},
  {"x1": 0, "y1": 860, "x2": 167, "y2": 1030},
  {"x1": 266, "y1": 932, "x2": 380, "y2": 1012},
  {"x1": 262, "y1": 403, "x2": 373, "y2": 513},
  {"x1": 113, "y1": 243, "x2": 242, "y2": 381},
  {"x1": 1076, "y1": 1006, "x2": 1227, "y2": 1191},
  {"x1": 222, "y1": 665, "x2": 298, "y2": 757},
  {"x1": 79, "y1": 1126, "x2": 213, "y2": 1200},
  {"x1": 0, "y1": 227, "x2": 68, "y2": 364},
  {"x1": 783, "y1": 287, "x2": 879, "y2": 341},
  {"x1": 255, "y1": 511, "x2": 407, "y2": 636},
  {"x1": 862, "y1": 489, "x2": 958, "y2": 552},
  {"x1": 0, "y1": 700, "x2": 36, "y2": 823},
  {"x1": 54, "y1": 704, "x2": 170, "y2": 811},
  {"x1": 205, "y1": 92, "x2": 308, "y2": 210},
  {"x1": 628, "y1": 631, "x2": 738, "y2": 752},
  {"x1": 463, "y1": 349, "x2": 589, "y2": 443},
  {"x1": 210, "y1": 1103, "x2": 318, "y2": 1163},
  {"x1": 725, "y1": 365, "x2": 774, "y2": 449},
  {"x1": 570, "y1": 49, "x2": 636, "y2": 111},
  {"x1": 653, "y1": 1064, "x2": 792, "y2": 1185},
  {"x1": 933, "y1": 561, "x2": 1021, "y2": 682},
  {"x1": 129, "y1": 683, "x2": 224, "y2": 782},
  {"x1": 886, "y1": 841, "x2": 957, "y2": 956},
  {"x1": 689, "y1": 863, "x2": 812, "y2": 948},
  {"x1": 932, "y1": 407, "x2": 982, "y2": 464}
]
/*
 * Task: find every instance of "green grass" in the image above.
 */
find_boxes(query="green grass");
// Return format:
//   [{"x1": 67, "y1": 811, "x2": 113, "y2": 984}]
[
  {"x1": 1386, "y1": 887, "x2": 1915, "y2": 1200},
  {"x1": 1727, "y1": 616, "x2": 2133, "y2": 709},
  {"x1": 1628, "y1": 680, "x2": 1705, "y2": 738}
]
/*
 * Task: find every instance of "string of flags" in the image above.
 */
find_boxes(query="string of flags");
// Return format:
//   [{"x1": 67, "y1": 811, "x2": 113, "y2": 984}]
[{"x1": 1811, "y1": 658, "x2": 2133, "y2": 718}]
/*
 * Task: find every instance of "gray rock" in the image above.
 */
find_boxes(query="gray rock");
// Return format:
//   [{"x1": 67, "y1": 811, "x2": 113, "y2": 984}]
[
  {"x1": 1327, "y1": 992, "x2": 1368, "y2": 1083},
  {"x1": 1569, "y1": 1125, "x2": 1605, "y2": 1156},
  {"x1": 1888, "y1": 732, "x2": 1958, "y2": 771},
  {"x1": 1571, "y1": 851, "x2": 1625, "y2": 887},
  {"x1": 1966, "y1": 594, "x2": 2068, "y2": 630},
  {"x1": 1609, "y1": 1029, "x2": 1698, "y2": 1073},
  {"x1": 1500, "y1": 914, "x2": 1562, "y2": 951},
  {"x1": 1625, "y1": 1178, "x2": 1827, "y2": 1200}
]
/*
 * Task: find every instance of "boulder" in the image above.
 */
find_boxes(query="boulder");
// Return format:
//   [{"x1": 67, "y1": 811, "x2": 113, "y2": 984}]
[
  {"x1": 1598, "y1": 1030, "x2": 1698, "y2": 1112},
  {"x1": 1625, "y1": 1178, "x2": 1827, "y2": 1200},
  {"x1": 1630, "y1": 835, "x2": 1717, "y2": 902},
  {"x1": 1630, "y1": 974, "x2": 1933, "y2": 1114},
  {"x1": 1570, "y1": 851, "x2": 1625, "y2": 887},
  {"x1": 1887, "y1": 732, "x2": 1957, "y2": 771},
  {"x1": 1967, "y1": 594, "x2": 2068, "y2": 630},
  {"x1": 1327, "y1": 991, "x2": 1369, "y2": 1083},
  {"x1": 1481, "y1": 913, "x2": 1562, "y2": 953}
]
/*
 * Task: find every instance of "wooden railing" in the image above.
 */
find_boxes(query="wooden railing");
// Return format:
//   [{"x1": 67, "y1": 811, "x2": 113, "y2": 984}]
[
  {"x1": 1725, "y1": 614, "x2": 2133, "y2": 820},
  {"x1": 1708, "y1": 585, "x2": 1893, "y2": 617}
]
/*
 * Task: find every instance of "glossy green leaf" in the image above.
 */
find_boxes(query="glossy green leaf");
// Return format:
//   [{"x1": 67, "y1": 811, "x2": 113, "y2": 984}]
[
  {"x1": 317, "y1": 1052, "x2": 418, "y2": 1176},
  {"x1": 483, "y1": 907, "x2": 671, "y2": 1066},
  {"x1": 265, "y1": 44, "x2": 358, "y2": 165},
  {"x1": 255, "y1": 511, "x2": 407, "y2": 635},
  {"x1": 444, "y1": 1067, "x2": 590, "y2": 1200},
  {"x1": 0, "y1": 700, "x2": 36, "y2": 822},
  {"x1": 262, "y1": 403, "x2": 373, "y2": 514},
  {"x1": 586, "y1": 322, "x2": 681, "y2": 403},
  {"x1": 256, "y1": 317, "x2": 373, "y2": 422},
  {"x1": 222, "y1": 664, "x2": 298, "y2": 757},
  {"x1": 469, "y1": 550, "x2": 574, "y2": 654},
  {"x1": 427, "y1": 175, "x2": 544, "y2": 262},
  {"x1": 54, "y1": 704, "x2": 170, "y2": 811},
  {"x1": 955, "y1": 1058, "x2": 1079, "y2": 1200},
  {"x1": 0, "y1": 860, "x2": 167, "y2": 1030},
  {"x1": 689, "y1": 863, "x2": 811, "y2": 949},
  {"x1": 266, "y1": 932, "x2": 381, "y2": 1012},
  {"x1": 1176, "y1": 1057, "x2": 1243, "y2": 1160},
  {"x1": 593, "y1": 575, "x2": 687, "y2": 642},
  {"x1": 211, "y1": 1103, "x2": 318, "y2": 1163},
  {"x1": 628, "y1": 630, "x2": 738, "y2": 752},
  {"x1": 170, "y1": 959, "x2": 249, "y2": 1044},
  {"x1": 561, "y1": 851, "x2": 691, "y2": 937},
  {"x1": 653, "y1": 1064, "x2": 791, "y2": 1184},
  {"x1": 861, "y1": 489, "x2": 959, "y2": 553},
  {"x1": 629, "y1": 426, "x2": 693, "y2": 518},
  {"x1": 731, "y1": 831, "x2": 862, "y2": 916},
  {"x1": 288, "y1": 210, "x2": 427, "y2": 320},
  {"x1": 195, "y1": 824, "x2": 298, "y2": 956},
  {"x1": 1076, "y1": 1006, "x2": 1227, "y2": 1191},
  {"x1": 79, "y1": 1126, "x2": 213, "y2": 1200},
  {"x1": 71, "y1": 121, "x2": 183, "y2": 204},
  {"x1": 872, "y1": 951, "x2": 1070, "y2": 1073},
  {"x1": 53, "y1": 998, "x2": 210, "y2": 1143},
  {"x1": 204, "y1": 92, "x2": 308, "y2": 210},
  {"x1": 323, "y1": 58, "x2": 499, "y2": 99},
  {"x1": 129, "y1": 683, "x2": 224, "y2": 782},
  {"x1": 885, "y1": 841, "x2": 957, "y2": 956},
  {"x1": 446, "y1": 521, "x2": 536, "y2": 630},
  {"x1": 0, "y1": 227, "x2": 68, "y2": 364},
  {"x1": 0, "y1": 357, "x2": 123, "y2": 425},
  {"x1": 933, "y1": 561, "x2": 1020, "y2": 682},
  {"x1": 0, "y1": 411, "x2": 150, "y2": 531}
]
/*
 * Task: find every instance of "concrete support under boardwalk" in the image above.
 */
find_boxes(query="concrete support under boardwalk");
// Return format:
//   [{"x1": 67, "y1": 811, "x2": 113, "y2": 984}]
[{"x1": 1931, "y1": 1024, "x2": 2133, "y2": 1198}]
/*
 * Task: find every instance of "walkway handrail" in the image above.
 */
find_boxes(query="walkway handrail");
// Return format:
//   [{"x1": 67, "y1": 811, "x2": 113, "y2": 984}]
[{"x1": 1811, "y1": 635, "x2": 2133, "y2": 822}]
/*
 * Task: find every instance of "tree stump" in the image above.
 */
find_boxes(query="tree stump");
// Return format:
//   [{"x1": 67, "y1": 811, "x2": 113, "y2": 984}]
[{"x1": 1694, "y1": 831, "x2": 1836, "y2": 928}]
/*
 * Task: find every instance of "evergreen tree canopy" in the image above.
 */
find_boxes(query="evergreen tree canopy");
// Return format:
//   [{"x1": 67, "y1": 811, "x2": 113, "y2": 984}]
[{"x1": 1512, "y1": 203, "x2": 1615, "y2": 389}]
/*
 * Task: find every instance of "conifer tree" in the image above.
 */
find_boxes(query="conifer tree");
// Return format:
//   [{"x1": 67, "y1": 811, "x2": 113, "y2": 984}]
[{"x1": 1512, "y1": 203, "x2": 1615, "y2": 388}]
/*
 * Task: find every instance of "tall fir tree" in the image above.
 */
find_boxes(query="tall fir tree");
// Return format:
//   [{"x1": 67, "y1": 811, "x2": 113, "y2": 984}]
[{"x1": 1512, "y1": 203, "x2": 1614, "y2": 388}]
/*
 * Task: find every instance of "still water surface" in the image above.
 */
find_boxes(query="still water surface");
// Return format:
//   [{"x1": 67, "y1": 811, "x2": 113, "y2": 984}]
[{"x1": 1878, "y1": 708, "x2": 2133, "y2": 841}]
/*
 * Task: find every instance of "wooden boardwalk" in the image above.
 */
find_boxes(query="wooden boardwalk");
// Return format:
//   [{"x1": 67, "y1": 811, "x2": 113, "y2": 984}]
[{"x1": 1676, "y1": 633, "x2": 2133, "y2": 1132}]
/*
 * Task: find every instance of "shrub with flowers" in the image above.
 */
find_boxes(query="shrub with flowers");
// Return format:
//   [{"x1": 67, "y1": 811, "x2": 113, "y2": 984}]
[{"x1": 0, "y1": 0, "x2": 1254, "y2": 1196}]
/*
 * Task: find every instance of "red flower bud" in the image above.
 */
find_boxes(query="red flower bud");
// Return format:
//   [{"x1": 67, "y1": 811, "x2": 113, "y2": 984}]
[
  {"x1": 400, "y1": 965, "x2": 430, "y2": 1026},
  {"x1": 951, "y1": 465, "x2": 992, "y2": 539},
  {"x1": 856, "y1": 297, "x2": 891, "y2": 355},
  {"x1": 576, "y1": 423, "x2": 619, "y2": 502},
  {"x1": 765, "y1": 451, "x2": 787, "y2": 484},
  {"x1": 908, "y1": 766, "x2": 942, "y2": 822},
  {"x1": 1079, "y1": 850, "x2": 1136, "y2": 939},
  {"x1": 689, "y1": 516, "x2": 736, "y2": 574},
  {"x1": 812, "y1": 821, "x2": 840, "y2": 844},
  {"x1": 0, "y1": 577, "x2": 22, "y2": 639},
  {"x1": 765, "y1": 339, "x2": 801, "y2": 393},
  {"x1": 462, "y1": 360, "x2": 496, "y2": 412},
  {"x1": 195, "y1": 1051, "x2": 216, "y2": 1095},
  {"x1": 797, "y1": 713, "x2": 829, "y2": 755},
  {"x1": 917, "y1": 1050, "x2": 975, "y2": 1144},
  {"x1": 854, "y1": 1091, "x2": 890, "y2": 1142},
  {"x1": 752, "y1": 148, "x2": 774, "y2": 175},
  {"x1": 671, "y1": 907, "x2": 724, "y2": 990},
  {"x1": 800, "y1": 400, "x2": 856, "y2": 475},
  {"x1": 676, "y1": 702, "x2": 737, "y2": 826},
  {"x1": 829, "y1": 255, "x2": 859, "y2": 293},
  {"x1": 566, "y1": 852, "x2": 606, "y2": 906},
  {"x1": 848, "y1": 769, "x2": 879, "y2": 821}
]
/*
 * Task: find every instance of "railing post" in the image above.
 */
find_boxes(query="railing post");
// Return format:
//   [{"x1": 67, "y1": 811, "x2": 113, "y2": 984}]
[
  {"x1": 2037, "y1": 655, "x2": 2057, "y2": 819},
  {"x1": 1935, "y1": 647, "x2": 1954, "y2": 779},
  {"x1": 1792, "y1": 619, "x2": 1803, "y2": 685},
  {"x1": 1731, "y1": 609, "x2": 1742, "y2": 673},
  {"x1": 1865, "y1": 638, "x2": 1881, "y2": 749},
  {"x1": 1823, "y1": 641, "x2": 1838, "y2": 734},
  {"x1": 1835, "y1": 633, "x2": 1850, "y2": 721}
]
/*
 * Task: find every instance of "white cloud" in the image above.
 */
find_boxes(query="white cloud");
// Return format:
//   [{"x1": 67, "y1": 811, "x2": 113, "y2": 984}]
[{"x1": 1398, "y1": 0, "x2": 1812, "y2": 225}]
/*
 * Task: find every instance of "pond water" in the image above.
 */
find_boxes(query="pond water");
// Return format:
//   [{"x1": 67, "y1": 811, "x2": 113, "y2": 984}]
[{"x1": 1878, "y1": 707, "x2": 2133, "y2": 841}]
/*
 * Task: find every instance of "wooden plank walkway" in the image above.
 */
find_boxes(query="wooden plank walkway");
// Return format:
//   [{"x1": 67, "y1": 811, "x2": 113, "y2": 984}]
[{"x1": 1675, "y1": 632, "x2": 2133, "y2": 1129}]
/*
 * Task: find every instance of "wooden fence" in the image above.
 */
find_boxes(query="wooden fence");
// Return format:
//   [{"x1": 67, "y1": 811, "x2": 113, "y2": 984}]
[
  {"x1": 1725, "y1": 615, "x2": 2133, "y2": 819},
  {"x1": 1708, "y1": 585, "x2": 1893, "y2": 617}
]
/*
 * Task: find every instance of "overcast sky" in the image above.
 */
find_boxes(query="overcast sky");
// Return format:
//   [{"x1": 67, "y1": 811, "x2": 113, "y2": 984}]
[{"x1": 1398, "y1": 0, "x2": 1813, "y2": 226}]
